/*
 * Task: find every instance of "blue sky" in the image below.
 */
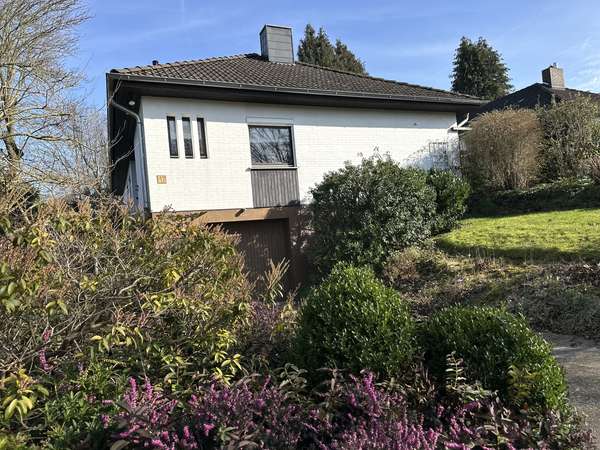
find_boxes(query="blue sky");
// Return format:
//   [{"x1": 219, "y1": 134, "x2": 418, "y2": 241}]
[{"x1": 77, "y1": 0, "x2": 600, "y2": 106}]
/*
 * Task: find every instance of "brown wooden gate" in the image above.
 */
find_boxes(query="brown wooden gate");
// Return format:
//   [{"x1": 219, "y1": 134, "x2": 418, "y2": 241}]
[{"x1": 220, "y1": 219, "x2": 290, "y2": 287}]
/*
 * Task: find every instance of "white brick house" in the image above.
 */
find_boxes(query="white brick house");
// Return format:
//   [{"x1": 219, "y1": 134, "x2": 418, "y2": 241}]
[{"x1": 107, "y1": 25, "x2": 484, "y2": 285}]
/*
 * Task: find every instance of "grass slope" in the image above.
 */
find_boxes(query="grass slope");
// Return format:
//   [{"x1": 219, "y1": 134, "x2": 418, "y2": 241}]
[{"x1": 437, "y1": 208, "x2": 600, "y2": 261}]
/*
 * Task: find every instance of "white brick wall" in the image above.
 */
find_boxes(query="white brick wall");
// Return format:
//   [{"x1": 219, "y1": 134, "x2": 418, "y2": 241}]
[{"x1": 139, "y1": 96, "x2": 458, "y2": 213}]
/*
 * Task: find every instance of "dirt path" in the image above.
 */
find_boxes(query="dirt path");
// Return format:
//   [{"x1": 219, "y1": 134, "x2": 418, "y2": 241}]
[{"x1": 543, "y1": 332, "x2": 600, "y2": 443}]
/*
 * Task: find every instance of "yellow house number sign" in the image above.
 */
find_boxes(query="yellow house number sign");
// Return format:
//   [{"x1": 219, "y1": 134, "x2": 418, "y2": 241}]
[{"x1": 156, "y1": 175, "x2": 167, "y2": 184}]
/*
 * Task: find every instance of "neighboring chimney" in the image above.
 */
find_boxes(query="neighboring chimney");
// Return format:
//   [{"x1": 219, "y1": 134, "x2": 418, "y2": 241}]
[
  {"x1": 260, "y1": 25, "x2": 294, "y2": 64},
  {"x1": 542, "y1": 64, "x2": 565, "y2": 89}
]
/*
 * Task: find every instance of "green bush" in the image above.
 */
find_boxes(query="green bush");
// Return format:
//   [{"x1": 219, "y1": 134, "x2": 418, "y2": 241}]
[
  {"x1": 538, "y1": 96, "x2": 600, "y2": 180},
  {"x1": 0, "y1": 195, "x2": 252, "y2": 444},
  {"x1": 40, "y1": 361, "x2": 126, "y2": 449},
  {"x1": 426, "y1": 169, "x2": 470, "y2": 234},
  {"x1": 420, "y1": 306, "x2": 567, "y2": 411},
  {"x1": 294, "y1": 264, "x2": 416, "y2": 377},
  {"x1": 308, "y1": 156, "x2": 436, "y2": 274}
]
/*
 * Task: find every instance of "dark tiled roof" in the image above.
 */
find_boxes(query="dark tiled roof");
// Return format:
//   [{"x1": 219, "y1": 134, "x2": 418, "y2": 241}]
[
  {"x1": 552, "y1": 86, "x2": 600, "y2": 102},
  {"x1": 478, "y1": 83, "x2": 600, "y2": 114},
  {"x1": 111, "y1": 53, "x2": 481, "y2": 104}
]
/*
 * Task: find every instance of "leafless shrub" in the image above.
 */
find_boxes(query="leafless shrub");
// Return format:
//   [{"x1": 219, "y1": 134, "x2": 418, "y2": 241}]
[
  {"x1": 587, "y1": 155, "x2": 600, "y2": 185},
  {"x1": 462, "y1": 109, "x2": 541, "y2": 191}
]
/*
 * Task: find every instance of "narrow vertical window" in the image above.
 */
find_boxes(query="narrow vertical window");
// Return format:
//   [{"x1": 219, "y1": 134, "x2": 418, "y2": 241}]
[
  {"x1": 197, "y1": 118, "x2": 208, "y2": 158},
  {"x1": 167, "y1": 116, "x2": 178, "y2": 157},
  {"x1": 182, "y1": 117, "x2": 193, "y2": 158}
]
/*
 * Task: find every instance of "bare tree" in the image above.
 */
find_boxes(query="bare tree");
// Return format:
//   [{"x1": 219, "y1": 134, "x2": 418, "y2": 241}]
[
  {"x1": 0, "y1": 0, "x2": 88, "y2": 178},
  {"x1": 26, "y1": 105, "x2": 111, "y2": 196}
]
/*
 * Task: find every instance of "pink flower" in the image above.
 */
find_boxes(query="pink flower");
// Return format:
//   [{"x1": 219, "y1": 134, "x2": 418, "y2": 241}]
[
  {"x1": 202, "y1": 423, "x2": 215, "y2": 436},
  {"x1": 38, "y1": 348, "x2": 51, "y2": 372},
  {"x1": 41, "y1": 327, "x2": 53, "y2": 343}
]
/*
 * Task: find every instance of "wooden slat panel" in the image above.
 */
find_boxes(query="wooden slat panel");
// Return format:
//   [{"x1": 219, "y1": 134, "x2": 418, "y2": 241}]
[
  {"x1": 251, "y1": 168, "x2": 300, "y2": 208},
  {"x1": 221, "y1": 219, "x2": 290, "y2": 288}
]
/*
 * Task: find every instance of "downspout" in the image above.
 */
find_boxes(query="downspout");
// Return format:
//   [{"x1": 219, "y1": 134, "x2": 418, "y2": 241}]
[
  {"x1": 109, "y1": 99, "x2": 152, "y2": 214},
  {"x1": 448, "y1": 113, "x2": 471, "y2": 132}
]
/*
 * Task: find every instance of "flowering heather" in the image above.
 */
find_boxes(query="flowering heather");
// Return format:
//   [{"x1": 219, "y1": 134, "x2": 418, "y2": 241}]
[
  {"x1": 38, "y1": 327, "x2": 54, "y2": 372},
  {"x1": 108, "y1": 371, "x2": 593, "y2": 449}
]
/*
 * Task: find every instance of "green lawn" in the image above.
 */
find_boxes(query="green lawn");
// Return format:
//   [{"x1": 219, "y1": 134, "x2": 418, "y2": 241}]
[{"x1": 437, "y1": 208, "x2": 600, "y2": 261}]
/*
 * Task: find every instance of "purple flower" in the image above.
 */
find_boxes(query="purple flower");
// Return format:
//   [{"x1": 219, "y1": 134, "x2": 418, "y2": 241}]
[
  {"x1": 41, "y1": 327, "x2": 53, "y2": 343},
  {"x1": 106, "y1": 373, "x2": 593, "y2": 450},
  {"x1": 38, "y1": 348, "x2": 51, "y2": 372},
  {"x1": 202, "y1": 423, "x2": 215, "y2": 436}
]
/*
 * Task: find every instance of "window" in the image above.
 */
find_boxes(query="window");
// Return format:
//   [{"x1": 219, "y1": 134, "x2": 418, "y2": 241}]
[
  {"x1": 197, "y1": 118, "x2": 208, "y2": 158},
  {"x1": 249, "y1": 126, "x2": 294, "y2": 166},
  {"x1": 182, "y1": 117, "x2": 193, "y2": 158},
  {"x1": 167, "y1": 116, "x2": 178, "y2": 157}
]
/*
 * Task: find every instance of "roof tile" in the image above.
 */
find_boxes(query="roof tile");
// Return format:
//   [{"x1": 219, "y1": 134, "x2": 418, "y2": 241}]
[{"x1": 112, "y1": 54, "x2": 481, "y2": 103}]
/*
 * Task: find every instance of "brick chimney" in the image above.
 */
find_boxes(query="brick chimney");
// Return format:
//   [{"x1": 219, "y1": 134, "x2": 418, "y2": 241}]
[
  {"x1": 260, "y1": 25, "x2": 294, "y2": 64},
  {"x1": 542, "y1": 64, "x2": 565, "y2": 89}
]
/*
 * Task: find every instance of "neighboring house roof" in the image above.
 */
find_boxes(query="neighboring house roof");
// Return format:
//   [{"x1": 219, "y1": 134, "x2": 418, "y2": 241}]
[
  {"x1": 110, "y1": 53, "x2": 483, "y2": 106},
  {"x1": 477, "y1": 82, "x2": 600, "y2": 115}
]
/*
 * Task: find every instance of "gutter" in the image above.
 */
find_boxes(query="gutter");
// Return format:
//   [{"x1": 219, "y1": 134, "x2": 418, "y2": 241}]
[
  {"x1": 109, "y1": 99, "x2": 152, "y2": 214},
  {"x1": 107, "y1": 72, "x2": 486, "y2": 107}
]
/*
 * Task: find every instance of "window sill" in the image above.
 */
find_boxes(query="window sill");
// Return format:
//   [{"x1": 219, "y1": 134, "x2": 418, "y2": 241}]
[{"x1": 250, "y1": 165, "x2": 297, "y2": 170}]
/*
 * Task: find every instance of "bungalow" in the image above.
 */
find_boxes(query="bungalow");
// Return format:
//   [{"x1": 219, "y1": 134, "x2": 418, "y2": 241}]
[{"x1": 106, "y1": 24, "x2": 484, "y2": 285}]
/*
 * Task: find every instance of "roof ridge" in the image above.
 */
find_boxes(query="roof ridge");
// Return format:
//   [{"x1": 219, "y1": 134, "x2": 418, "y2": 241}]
[
  {"x1": 532, "y1": 82, "x2": 599, "y2": 98},
  {"x1": 295, "y1": 60, "x2": 480, "y2": 100},
  {"x1": 564, "y1": 86, "x2": 600, "y2": 97},
  {"x1": 113, "y1": 53, "x2": 257, "y2": 74}
]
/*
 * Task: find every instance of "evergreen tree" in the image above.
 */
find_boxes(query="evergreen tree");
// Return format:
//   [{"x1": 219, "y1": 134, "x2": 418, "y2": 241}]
[
  {"x1": 297, "y1": 24, "x2": 367, "y2": 75},
  {"x1": 297, "y1": 24, "x2": 320, "y2": 65},
  {"x1": 313, "y1": 27, "x2": 336, "y2": 68},
  {"x1": 451, "y1": 37, "x2": 512, "y2": 100},
  {"x1": 334, "y1": 39, "x2": 367, "y2": 75}
]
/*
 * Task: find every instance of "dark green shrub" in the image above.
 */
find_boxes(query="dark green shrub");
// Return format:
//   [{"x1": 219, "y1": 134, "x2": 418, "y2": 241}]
[
  {"x1": 538, "y1": 96, "x2": 600, "y2": 180},
  {"x1": 426, "y1": 169, "x2": 470, "y2": 234},
  {"x1": 467, "y1": 178, "x2": 600, "y2": 216},
  {"x1": 294, "y1": 264, "x2": 416, "y2": 377},
  {"x1": 420, "y1": 306, "x2": 567, "y2": 411},
  {"x1": 309, "y1": 156, "x2": 436, "y2": 274}
]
